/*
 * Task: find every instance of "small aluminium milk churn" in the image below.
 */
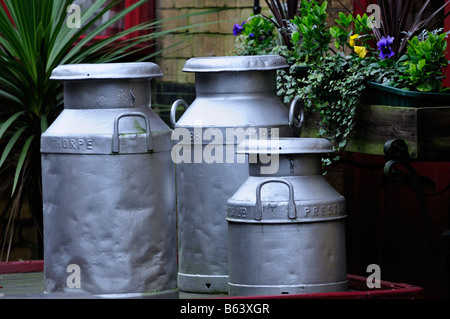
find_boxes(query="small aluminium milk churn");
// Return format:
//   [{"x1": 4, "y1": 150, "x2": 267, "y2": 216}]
[
  {"x1": 227, "y1": 138, "x2": 348, "y2": 296},
  {"x1": 170, "y1": 55, "x2": 303, "y2": 293},
  {"x1": 41, "y1": 63, "x2": 177, "y2": 298}
]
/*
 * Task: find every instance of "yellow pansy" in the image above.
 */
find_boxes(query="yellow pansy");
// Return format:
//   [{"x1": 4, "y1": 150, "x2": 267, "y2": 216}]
[
  {"x1": 349, "y1": 34, "x2": 359, "y2": 47},
  {"x1": 354, "y1": 46, "x2": 368, "y2": 58}
]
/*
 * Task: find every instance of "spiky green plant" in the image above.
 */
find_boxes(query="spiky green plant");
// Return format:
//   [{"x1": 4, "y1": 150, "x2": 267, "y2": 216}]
[{"x1": 0, "y1": 0, "x2": 219, "y2": 261}]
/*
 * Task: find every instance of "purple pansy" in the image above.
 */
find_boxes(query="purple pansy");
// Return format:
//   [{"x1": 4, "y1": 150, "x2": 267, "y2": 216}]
[
  {"x1": 377, "y1": 36, "x2": 395, "y2": 59},
  {"x1": 249, "y1": 32, "x2": 255, "y2": 39},
  {"x1": 233, "y1": 21, "x2": 246, "y2": 36}
]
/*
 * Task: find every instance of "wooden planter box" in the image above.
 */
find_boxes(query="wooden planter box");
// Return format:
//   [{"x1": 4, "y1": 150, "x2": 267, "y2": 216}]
[{"x1": 302, "y1": 103, "x2": 450, "y2": 161}]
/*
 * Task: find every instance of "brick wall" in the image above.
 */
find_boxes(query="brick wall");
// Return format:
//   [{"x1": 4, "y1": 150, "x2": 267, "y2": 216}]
[{"x1": 154, "y1": 0, "x2": 271, "y2": 85}]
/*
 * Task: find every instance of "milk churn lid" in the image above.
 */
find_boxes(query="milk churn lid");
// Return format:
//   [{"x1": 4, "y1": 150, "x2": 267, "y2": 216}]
[
  {"x1": 237, "y1": 138, "x2": 334, "y2": 154},
  {"x1": 50, "y1": 62, "x2": 163, "y2": 80},
  {"x1": 182, "y1": 55, "x2": 289, "y2": 72}
]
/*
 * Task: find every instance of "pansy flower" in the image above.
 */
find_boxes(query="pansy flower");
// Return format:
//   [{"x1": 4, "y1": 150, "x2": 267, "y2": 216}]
[
  {"x1": 377, "y1": 36, "x2": 395, "y2": 59},
  {"x1": 354, "y1": 46, "x2": 368, "y2": 58},
  {"x1": 349, "y1": 34, "x2": 359, "y2": 47},
  {"x1": 233, "y1": 21, "x2": 245, "y2": 36}
]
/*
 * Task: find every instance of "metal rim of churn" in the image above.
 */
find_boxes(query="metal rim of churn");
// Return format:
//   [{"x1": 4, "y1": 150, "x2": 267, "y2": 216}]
[
  {"x1": 181, "y1": 55, "x2": 289, "y2": 73},
  {"x1": 50, "y1": 62, "x2": 163, "y2": 80},
  {"x1": 229, "y1": 137, "x2": 345, "y2": 224}
]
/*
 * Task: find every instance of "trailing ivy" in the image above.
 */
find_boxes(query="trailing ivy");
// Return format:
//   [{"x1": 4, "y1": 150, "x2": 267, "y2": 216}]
[
  {"x1": 276, "y1": 52, "x2": 367, "y2": 166},
  {"x1": 298, "y1": 53, "x2": 366, "y2": 165}
]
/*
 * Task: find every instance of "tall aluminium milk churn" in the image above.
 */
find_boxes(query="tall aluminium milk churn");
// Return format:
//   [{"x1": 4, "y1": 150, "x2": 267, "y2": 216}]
[
  {"x1": 170, "y1": 55, "x2": 303, "y2": 293},
  {"x1": 227, "y1": 138, "x2": 348, "y2": 296},
  {"x1": 41, "y1": 63, "x2": 177, "y2": 298}
]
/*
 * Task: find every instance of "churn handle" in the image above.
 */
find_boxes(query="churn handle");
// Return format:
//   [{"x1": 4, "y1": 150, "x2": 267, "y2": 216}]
[
  {"x1": 170, "y1": 99, "x2": 189, "y2": 127},
  {"x1": 254, "y1": 178, "x2": 296, "y2": 221},
  {"x1": 288, "y1": 98, "x2": 304, "y2": 136},
  {"x1": 112, "y1": 112, "x2": 152, "y2": 153}
]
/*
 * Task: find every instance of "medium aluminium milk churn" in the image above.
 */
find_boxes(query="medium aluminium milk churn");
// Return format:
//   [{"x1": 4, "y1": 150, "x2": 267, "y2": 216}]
[
  {"x1": 41, "y1": 63, "x2": 177, "y2": 298},
  {"x1": 227, "y1": 138, "x2": 348, "y2": 296},
  {"x1": 170, "y1": 55, "x2": 303, "y2": 293}
]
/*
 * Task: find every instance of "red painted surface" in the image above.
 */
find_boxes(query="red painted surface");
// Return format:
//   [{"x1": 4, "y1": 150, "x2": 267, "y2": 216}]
[
  {"x1": 0, "y1": 260, "x2": 424, "y2": 299},
  {"x1": 125, "y1": 0, "x2": 155, "y2": 39},
  {"x1": 353, "y1": 0, "x2": 370, "y2": 16},
  {"x1": 0, "y1": 260, "x2": 44, "y2": 274},
  {"x1": 341, "y1": 153, "x2": 450, "y2": 299},
  {"x1": 218, "y1": 274, "x2": 424, "y2": 299}
]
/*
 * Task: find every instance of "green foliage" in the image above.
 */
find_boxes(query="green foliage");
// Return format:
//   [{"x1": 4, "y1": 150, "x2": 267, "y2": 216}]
[
  {"x1": 256, "y1": 0, "x2": 331, "y2": 66},
  {"x1": 276, "y1": 53, "x2": 367, "y2": 167},
  {"x1": 272, "y1": 5, "x2": 366, "y2": 164},
  {"x1": 361, "y1": 54, "x2": 408, "y2": 86},
  {"x1": 233, "y1": 14, "x2": 278, "y2": 56},
  {"x1": 402, "y1": 32, "x2": 449, "y2": 92},
  {"x1": 330, "y1": 10, "x2": 449, "y2": 93},
  {"x1": 299, "y1": 54, "x2": 366, "y2": 162},
  {"x1": 290, "y1": 0, "x2": 330, "y2": 65},
  {"x1": 330, "y1": 12, "x2": 354, "y2": 50},
  {"x1": 330, "y1": 12, "x2": 373, "y2": 52},
  {"x1": 235, "y1": 0, "x2": 449, "y2": 168}
]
